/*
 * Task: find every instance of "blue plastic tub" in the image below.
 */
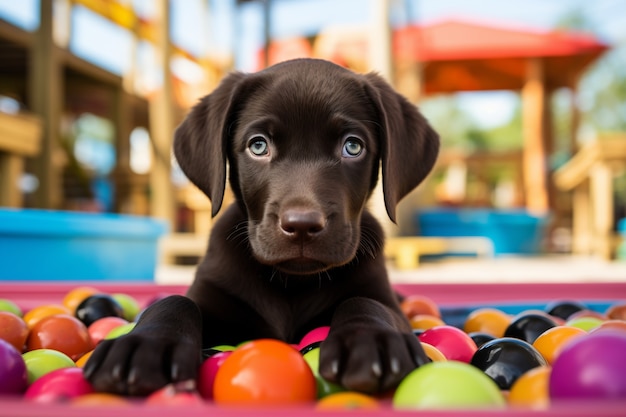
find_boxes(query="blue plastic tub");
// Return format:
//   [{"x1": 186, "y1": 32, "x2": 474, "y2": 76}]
[
  {"x1": 415, "y1": 208, "x2": 548, "y2": 255},
  {"x1": 0, "y1": 209, "x2": 168, "y2": 281}
]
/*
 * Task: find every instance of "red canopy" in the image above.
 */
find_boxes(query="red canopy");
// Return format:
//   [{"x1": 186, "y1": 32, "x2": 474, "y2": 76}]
[
  {"x1": 394, "y1": 20, "x2": 610, "y2": 93},
  {"x1": 259, "y1": 19, "x2": 609, "y2": 94}
]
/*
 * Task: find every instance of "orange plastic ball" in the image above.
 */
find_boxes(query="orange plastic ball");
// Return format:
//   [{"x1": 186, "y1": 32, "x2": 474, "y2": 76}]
[
  {"x1": 62, "y1": 286, "x2": 100, "y2": 314},
  {"x1": 532, "y1": 325, "x2": 586, "y2": 364},
  {"x1": 26, "y1": 314, "x2": 93, "y2": 361},
  {"x1": 400, "y1": 295, "x2": 441, "y2": 319},
  {"x1": 409, "y1": 314, "x2": 445, "y2": 330},
  {"x1": 75, "y1": 349, "x2": 94, "y2": 367},
  {"x1": 214, "y1": 339, "x2": 316, "y2": 405},
  {"x1": 316, "y1": 391, "x2": 379, "y2": 410},
  {"x1": 420, "y1": 342, "x2": 447, "y2": 362},
  {"x1": 463, "y1": 308, "x2": 511, "y2": 338},
  {"x1": 23, "y1": 305, "x2": 71, "y2": 329},
  {"x1": 508, "y1": 366, "x2": 551, "y2": 408}
]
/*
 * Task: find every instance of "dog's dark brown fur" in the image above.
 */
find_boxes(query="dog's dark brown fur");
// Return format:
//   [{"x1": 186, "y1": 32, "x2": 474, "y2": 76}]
[{"x1": 85, "y1": 59, "x2": 439, "y2": 396}]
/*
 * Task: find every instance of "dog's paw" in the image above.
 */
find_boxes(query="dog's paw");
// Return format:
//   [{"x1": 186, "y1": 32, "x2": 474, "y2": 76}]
[
  {"x1": 318, "y1": 327, "x2": 429, "y2": 393},
  {"x1": 83, "y1": 332, "x2": 201, "y2": 396}
]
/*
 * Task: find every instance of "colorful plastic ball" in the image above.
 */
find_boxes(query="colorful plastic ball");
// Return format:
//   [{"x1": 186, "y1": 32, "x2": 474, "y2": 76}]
[
  {"x1": 24, "y1": 367, "x2": 94, "y2": 403},
  {"x1": 566, "y1": 309, "x2": 606, "y2": 321},
  {"x1": 471, "y1": 337, "x2": 547, "y2": 390},
  {"x1": 550, "y1": 331, "x2": 626, "y2": 400},
  {"x1": 75, "y1": 350, "x2": 93, "y2": 368},
  {"x1": 26, "y1": 314, "x2": 93, "y2": 361},
  {"x1": 302, "y1": 346, "x2": 345, "y2": 398},
  {"x1": 75, "y1": 294, "x2": 124, "y2": 327},
  {"x1": 418, "y1": 325, "x2": 477, "y2": 363},
  {"x1": 145, "y1": 381, "x2": 205, "y2": 406},
  {"x1": 393, "y1": 361, "x2": 505, "y2": 409},
  {"x1": 111, "y1": 293, "x2": 141, "y2": 321},
  {"x1": 316, "y1": 391, "x2": 379, "y2": 410},
  {"x1": 0, "y1": 298, "x2": 23, "y2": 317},
  {"x1": 468, "y1": 332, "x2": 496, "y2": 348},
  {"x1": 590, "y1": 320, "x2": 626, "y2": 334},
  {"x1": 409, "y1": 314, "x2": 445, "y2": 330},
  {"x1": 23, "y1": 304, "x2": 71, "y2": 329},
  {"x1": 606, "y1": 302, "x2": 626, "y2": 321},
  {"x1": 544, "y1": 300, "x2": 586, "y2": 321},
  {"x1": 62, "y1": 286, "x2": 99, "y2": 313},
  {"x1": 0, "y1": 339, "x2": 28, "y2": 395},
  {"x1": 88, "y1": 316, "x2": 129, "y2": 345},
  {"x1": 420, "y1": 342, "x2": 446, "y2": 362},
  {"x1": 400, "y1": 295, "x2": 441, "y2": 319},
  {"x1": 22, "y1": 348, "x2": 75, "y2": 384},
  {"x1": 0, "y1": 311, "x2": 29, "y2": 352},
  {"x1": 532, "y1": 325, "x2": 586, "y2": 364},
  {"x1": 298, "y1": 326, "x2": 330, "y2": 350},
  {"x1": 213, "y1": 339, "x2": 316, "y2": 405},
  {"x1": 464, "y1": 308, "x2": 511, "y2": 338},
  {"x1": 508, "y1": 365, "x2": 551, "y2": 409},
  {"x1": 565, "y1": 316, "x2": 604, "y2": 332},
  {"x1": 504, "y1": 312, "x2": 557, "y2": 343},
  {"x1": 70, "y1": 392, "x2": 130, "y2": 406},
  {"x1": 197, "y1": 350, "x2": 233, "y2": 400},
  {"x1": 104, "y1": 322, "x2": 136, "y2": 340}
]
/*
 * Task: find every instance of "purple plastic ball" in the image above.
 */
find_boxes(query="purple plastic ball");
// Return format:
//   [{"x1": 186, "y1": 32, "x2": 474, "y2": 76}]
[
  {"x1": 0, "y1": 339, "x2": 28, "y2": 395},
  {"x1": 550, "y1": 331, "x2": 626, "y2": 400}
]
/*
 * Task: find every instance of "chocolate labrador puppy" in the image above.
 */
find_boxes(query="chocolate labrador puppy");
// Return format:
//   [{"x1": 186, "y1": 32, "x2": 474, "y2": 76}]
[{"x1": 85, "y1": 58, "x2": 439, "y2": 396}]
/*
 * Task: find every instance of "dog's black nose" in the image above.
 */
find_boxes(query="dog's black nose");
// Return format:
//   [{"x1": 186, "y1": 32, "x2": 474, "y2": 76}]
[{"x1": 280, "y1": 208, "x2": 326, "y2": 240}]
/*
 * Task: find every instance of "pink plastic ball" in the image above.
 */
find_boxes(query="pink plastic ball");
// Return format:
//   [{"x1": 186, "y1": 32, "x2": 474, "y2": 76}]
[
  {"x1": 88, "y1": 316, "x2": 129, "y2": 346},
  {"x1": 418, "y1": 325, "x2": 478, "y2": 363},
  {"x1": 24, "y1": 367, "x2": 94, "y2": 402},
  {"x1": 197, "y1": 351, "x2": 233, "y2": 400},
  {"x1": 298, "y1": 326, "x2": 330, "y2": 350},
  {"x1": 550, "y1": 331, "x2": 626, "y2": 400}
]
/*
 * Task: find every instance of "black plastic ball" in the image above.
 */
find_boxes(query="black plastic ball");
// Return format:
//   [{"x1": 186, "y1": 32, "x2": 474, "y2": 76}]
[
  {"x1": 544, "y1": 300, "x2": 586, "y2": 321},
  {"x1": 504, "y1": 312, "x2": 557, "y2": 343},
  {"x1": 75, "y1": 294, "x2": 124, "y2": 327},
  {"x1": 470, "y1": 337, "x2": 547, "y2": 390}
]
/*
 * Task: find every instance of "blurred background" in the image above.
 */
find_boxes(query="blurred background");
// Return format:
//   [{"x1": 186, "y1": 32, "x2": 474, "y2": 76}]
[{"x1": 0, "y1": 0, "x2": 625, "y2": 281}]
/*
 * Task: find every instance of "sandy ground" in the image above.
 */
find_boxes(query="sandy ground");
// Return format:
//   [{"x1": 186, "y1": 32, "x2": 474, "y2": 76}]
[{"x1": 155, "y1": 255, "x2": 626, "y2": 286}]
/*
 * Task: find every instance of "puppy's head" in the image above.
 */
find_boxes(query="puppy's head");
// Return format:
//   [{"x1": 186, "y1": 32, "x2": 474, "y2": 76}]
[{"x1": 174, "y1": 59, "x2": 439, "y2": 275}]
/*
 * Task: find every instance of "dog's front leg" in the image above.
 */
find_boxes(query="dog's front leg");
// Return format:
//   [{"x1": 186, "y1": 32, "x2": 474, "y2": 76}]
[
  {"x1": 319, "y1": 296, "x2": 429, "y2": 394},
  {"x1": 84, "y1": 295, "x2": 203, "y2": 396}
]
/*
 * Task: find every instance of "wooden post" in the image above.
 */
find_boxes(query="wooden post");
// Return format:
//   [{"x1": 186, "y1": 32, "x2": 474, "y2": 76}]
[
  {"x1": 521, "y1": 58, "x2": 549, "y2": 215},
  {"x1": 367, "y1": 0, "x2": 398, "y2": 237},
  {"x1": 148, "y1": 0, "x2": 176, "y2": 225},
  {"x1": 590, "y1": 163, "x2": 614, "y2": 259},
  {"x1": 28, "y1": 0, "x2": 63, "y2": 209}
]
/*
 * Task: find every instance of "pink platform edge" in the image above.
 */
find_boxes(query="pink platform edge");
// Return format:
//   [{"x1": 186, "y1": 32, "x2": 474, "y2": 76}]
[{"x1": 0, "y1": 281, "x2": 624, "y2": 417}]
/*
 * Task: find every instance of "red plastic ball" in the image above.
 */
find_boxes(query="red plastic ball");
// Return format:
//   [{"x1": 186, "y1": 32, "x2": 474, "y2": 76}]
[
  {"x1": 26, "y1": 314, "x2": 93, "y2": 361},
  {"x1": 197, "y1": 351, "x2": 233, "y2": 400},
  {"x1": 213, "y1": 339, "x2": 316, "y2": 405},
  {"x1": 0, "y1": 311, "x2": 29, "y2": 352},
  {"x1": 418, "y1": 325, "x2": 477, "y2": 363}
]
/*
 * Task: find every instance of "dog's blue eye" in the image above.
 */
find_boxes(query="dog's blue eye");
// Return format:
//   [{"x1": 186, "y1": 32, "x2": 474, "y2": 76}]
[
  {"x1": 342, "y1": 138, "x2": 363, "y2": 157},
  {"x1": 249, "y1": 137, "x2": 269, "y2": 156}
]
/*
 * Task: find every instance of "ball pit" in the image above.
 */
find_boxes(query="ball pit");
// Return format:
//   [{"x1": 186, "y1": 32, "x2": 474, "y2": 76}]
[{"x1": 0, "y1": 282, "x2": 624, "y2": 417}]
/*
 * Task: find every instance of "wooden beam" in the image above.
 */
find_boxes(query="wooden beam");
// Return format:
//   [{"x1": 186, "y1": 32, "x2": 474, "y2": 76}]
[
  {"x1": 27, "y1": 0, "x2": 64, "y2": 209},
  {"x1": 148, "y1": 0, "x2": 175, "y2": 224},
  {"x1": 521, "y1": 58, "x2": 549, "y2": 214}
]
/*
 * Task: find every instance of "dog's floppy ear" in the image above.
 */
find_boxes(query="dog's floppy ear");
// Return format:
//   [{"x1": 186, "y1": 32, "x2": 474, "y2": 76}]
[
  {"x1": 173, "y1": 72, "x2": 246, "y2": 217},
  {"x1": 364, "y1": 73, "x2": 440, "y2": 223}
]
